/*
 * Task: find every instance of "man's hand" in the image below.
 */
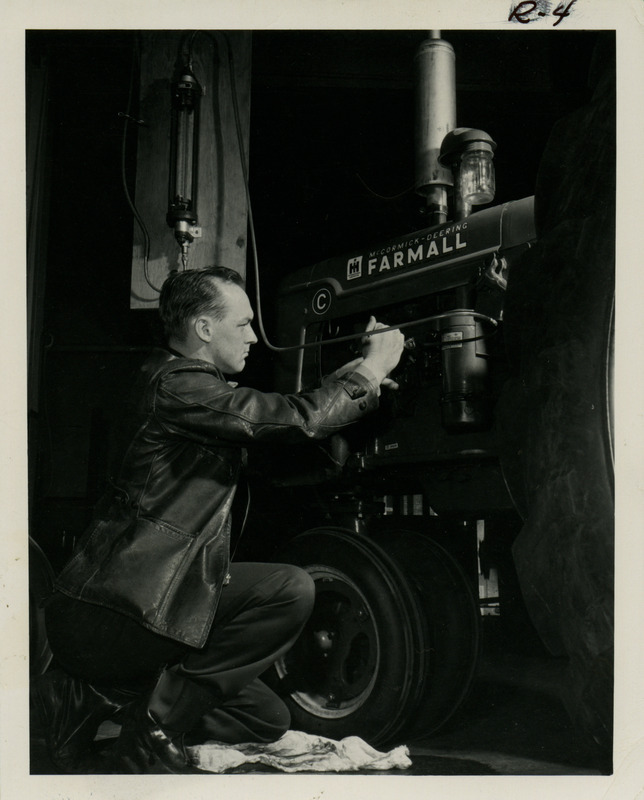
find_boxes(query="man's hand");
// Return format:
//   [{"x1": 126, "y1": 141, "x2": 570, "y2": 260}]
[
  {"x1": 324, "y1": 318, "x2": 404, "y2": 391},
  {"x1": 361, "y1": 316, "x2": 405, "y2": 387}
]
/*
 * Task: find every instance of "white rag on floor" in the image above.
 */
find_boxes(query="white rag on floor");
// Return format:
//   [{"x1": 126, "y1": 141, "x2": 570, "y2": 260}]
[{"x1": 189, "y1": 730, "x2": 412, "y2": 773}]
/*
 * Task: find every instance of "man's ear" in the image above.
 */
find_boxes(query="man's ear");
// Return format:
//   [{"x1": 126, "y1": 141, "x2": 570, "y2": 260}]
[{"x1": 194, "y1": 315, "x2": 213, "y2": 343}]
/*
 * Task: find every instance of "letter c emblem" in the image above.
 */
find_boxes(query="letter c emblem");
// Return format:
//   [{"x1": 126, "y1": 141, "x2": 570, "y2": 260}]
[{"x1": 312, "y1": 287, "x2": 332, "y2": 315}]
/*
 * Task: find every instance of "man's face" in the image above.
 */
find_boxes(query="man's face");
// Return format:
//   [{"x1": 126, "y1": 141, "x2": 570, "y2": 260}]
[{"x1": 203, "y1": 281, "x2": 258, "y2": 374}]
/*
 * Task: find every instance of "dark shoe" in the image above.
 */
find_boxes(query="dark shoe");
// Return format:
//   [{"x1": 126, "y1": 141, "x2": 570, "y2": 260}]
[
  {"x1": 31, "y1": 669, "x2": 136, "y2": 773},
  {"x1": 113, "y1": 701, "x2": 207, "y2": 774}
]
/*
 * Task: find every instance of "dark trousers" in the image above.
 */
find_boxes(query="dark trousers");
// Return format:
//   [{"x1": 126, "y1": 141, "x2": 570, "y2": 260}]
[{"x1": 45, "y1": 562, "x2": 315, "y2": 744}]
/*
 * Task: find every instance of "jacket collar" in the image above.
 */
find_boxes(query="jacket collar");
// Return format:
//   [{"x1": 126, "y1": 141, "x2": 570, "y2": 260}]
[{"x1": 143, "y1": 347, "x2": 226, "y2": 383}]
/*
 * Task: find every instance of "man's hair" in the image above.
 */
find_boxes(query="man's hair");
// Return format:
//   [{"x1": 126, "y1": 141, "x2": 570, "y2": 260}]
[{"x1": 159, "y1": 267, "x2": 245, "y2": 341}]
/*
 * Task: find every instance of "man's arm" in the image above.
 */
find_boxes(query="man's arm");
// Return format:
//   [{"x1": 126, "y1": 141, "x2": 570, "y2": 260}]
[{"x1": 156, "y1": 318, "x2": 404, "y2": 446}]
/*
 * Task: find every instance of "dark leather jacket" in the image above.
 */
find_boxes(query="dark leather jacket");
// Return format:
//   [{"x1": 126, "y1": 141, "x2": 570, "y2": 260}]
[{"x1": 55, "y1": 348, "x2": 379, "y2": 648}]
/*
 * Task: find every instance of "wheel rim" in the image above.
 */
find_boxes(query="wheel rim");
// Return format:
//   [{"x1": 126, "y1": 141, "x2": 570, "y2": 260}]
[{"x1": 275, "y1": 563, "x2": 380, "y2": 719}]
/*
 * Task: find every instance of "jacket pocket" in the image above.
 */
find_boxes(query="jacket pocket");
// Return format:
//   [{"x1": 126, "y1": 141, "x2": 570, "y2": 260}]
[{"x1": 86, "y1": 516, "x2": 196, "y2": 621}]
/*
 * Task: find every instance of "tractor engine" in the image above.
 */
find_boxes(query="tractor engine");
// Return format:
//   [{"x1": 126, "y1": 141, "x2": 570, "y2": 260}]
[{"x1": 272, "y1": 196, "x2": 535, "y2": 516}]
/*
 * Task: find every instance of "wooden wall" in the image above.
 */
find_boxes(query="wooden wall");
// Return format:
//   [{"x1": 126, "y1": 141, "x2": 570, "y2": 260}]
[{"x1": 130, "y1": 31, "x2": 251, "y2": 308}]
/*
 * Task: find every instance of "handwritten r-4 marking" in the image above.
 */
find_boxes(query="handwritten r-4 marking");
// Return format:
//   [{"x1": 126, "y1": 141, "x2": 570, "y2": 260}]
[
  {"x1": 509, "y1": 0, "x2": 578, "y2": 26},
  {"x1": 551, "y1": 0, "x2": 577, "y2": 26}
]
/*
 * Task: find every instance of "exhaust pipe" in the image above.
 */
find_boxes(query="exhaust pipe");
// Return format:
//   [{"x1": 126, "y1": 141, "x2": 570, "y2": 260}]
[{"x1": 414, "y1": 31, "x2": 456, "y2": 225}]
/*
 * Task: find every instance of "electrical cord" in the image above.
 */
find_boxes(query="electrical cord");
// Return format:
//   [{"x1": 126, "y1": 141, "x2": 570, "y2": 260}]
[
  {"x1": 119, "y1": 37, "x2": 161, "y2": 293},
  {"x1": 229, "y1": 477, "x2": 251, "y2": 563},
  {"x1": 355, "y1": 172, "x2": 415, "y2": 201}
]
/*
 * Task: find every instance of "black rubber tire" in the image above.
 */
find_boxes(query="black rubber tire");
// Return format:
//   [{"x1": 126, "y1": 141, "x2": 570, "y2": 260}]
[
  {"x1": 268, "y1": 527, "x2": 479, "y2": 745},
  {"x1": 496, "y1": 45, "x2": 615, "y2": 754},
  {"x1": 372, "y1": 530, "x2": 480, "y2": 739}
]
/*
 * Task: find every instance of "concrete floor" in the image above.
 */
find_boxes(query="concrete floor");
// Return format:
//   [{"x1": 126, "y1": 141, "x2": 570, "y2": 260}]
[
  {"x1": 30, "y1": 624, "x2": 610, "y2": 777},
  {"x1": 404, "y1": 651, "x2": 607, "y2": 776}
]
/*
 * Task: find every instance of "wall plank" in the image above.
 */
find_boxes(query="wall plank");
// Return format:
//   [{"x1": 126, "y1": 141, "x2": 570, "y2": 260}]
[{"x1": 130, "y1": 31, "x2": 251, "y2": 308}]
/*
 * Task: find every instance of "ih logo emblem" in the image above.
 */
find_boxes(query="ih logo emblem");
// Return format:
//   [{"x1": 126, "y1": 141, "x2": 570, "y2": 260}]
[{"x1": 347, "y1": 256, "x2": 362, "y2": 280}]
